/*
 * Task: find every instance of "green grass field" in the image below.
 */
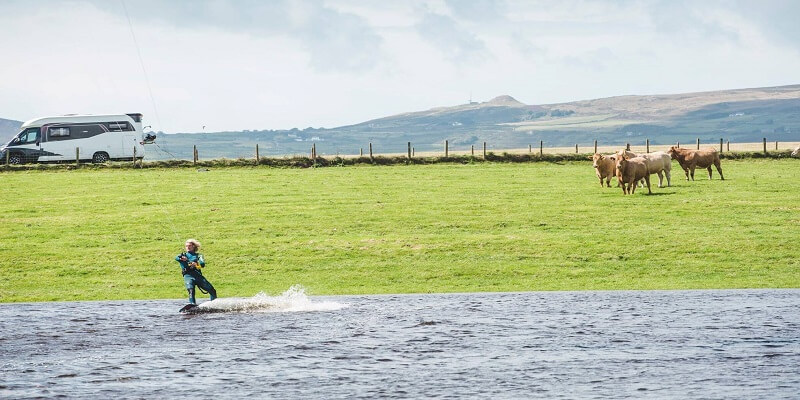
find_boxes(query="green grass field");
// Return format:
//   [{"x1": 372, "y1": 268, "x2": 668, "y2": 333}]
[{"x1": 1, "y1": 159, "x2": 799, "y2": 302}]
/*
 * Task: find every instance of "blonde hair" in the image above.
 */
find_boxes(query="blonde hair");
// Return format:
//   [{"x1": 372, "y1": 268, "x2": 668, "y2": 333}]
[{"x1": 185, "y1": 238, "x2": 201, "y2": 250}]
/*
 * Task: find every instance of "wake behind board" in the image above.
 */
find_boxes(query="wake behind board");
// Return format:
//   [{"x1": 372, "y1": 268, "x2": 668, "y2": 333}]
[{"x1": 176, "y1": 287, "x2": 348, "y2": 314}]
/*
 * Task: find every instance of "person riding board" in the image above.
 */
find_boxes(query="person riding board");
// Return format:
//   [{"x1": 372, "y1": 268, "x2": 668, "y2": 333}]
[{"x1": 176, "y1": 239, "x2": 217, "y2": 305}]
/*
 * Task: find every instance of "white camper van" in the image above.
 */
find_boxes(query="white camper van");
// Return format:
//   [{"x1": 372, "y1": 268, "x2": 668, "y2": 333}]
[{"x1": 0, "y1": 113, "x2": 151, "y2": 164}]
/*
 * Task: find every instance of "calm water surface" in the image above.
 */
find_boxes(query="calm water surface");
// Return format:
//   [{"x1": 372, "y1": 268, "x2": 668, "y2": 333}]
[{"x1": 1, "y1": 288, "x2": 799, "y2": 399}]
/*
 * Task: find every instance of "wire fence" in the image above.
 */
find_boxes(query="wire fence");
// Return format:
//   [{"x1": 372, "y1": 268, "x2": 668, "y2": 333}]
[
  {"x1": 3, "y1": 138, "x2": 799, "y2": 169},
  {"x1": 157, "y1": 138, "x2": 800, "y2": 163}
]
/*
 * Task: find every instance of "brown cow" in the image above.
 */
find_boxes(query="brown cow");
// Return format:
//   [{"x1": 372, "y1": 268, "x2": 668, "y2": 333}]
[
  {"x1": 667, "y1": 146, "x2": 724, "y2": 181},
  {"x1": 615, "y1": 149, "x2": 672, "y2": 187},
  {"x1": 590, "y1": 153, "x2": 617, "y2": 187},
  {"x1": 616, "y1": 155, "x2": 651, "y2": 195}
]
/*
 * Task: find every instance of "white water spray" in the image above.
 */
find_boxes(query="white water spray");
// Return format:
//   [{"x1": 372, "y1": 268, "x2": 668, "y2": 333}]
[{"x1": 191, "y1": 285, "x2": 347, "y2": 313}]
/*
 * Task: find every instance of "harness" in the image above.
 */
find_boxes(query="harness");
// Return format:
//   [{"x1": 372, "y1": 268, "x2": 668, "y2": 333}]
[
  {"x1": 180, "y1": 252, "x2": 202, "y2": 274},
  {"x1": 180, "y1": 252, "x2": 209, "y2": 294}
]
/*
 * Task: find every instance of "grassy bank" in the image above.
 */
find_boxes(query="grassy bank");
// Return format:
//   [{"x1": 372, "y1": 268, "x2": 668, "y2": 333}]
[{"x1": 1, "y1": 159, "x2": 799, "y2": 302}]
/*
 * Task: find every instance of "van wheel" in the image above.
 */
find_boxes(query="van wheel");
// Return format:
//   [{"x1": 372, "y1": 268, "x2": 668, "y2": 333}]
[
  {"x1": 92, "y1": 152, "x2": 110, "y2": 163},
  {"x1": 8, "y1": 153, "x2": 22, "y2": 164}
]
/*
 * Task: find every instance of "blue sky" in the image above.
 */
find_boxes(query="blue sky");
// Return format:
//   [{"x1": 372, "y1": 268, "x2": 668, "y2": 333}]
[{"x1": 0, "y1": 0, "x2": 798, "y2": 132}]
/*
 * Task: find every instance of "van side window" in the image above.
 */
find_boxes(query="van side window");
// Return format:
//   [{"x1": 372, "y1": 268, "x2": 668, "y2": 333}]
[
  {"x1": 49, "y1": 127, "x2": 70, "y2": 137},
  {"x1": 106, "y1": 122, "x2": 133, "y2": 132},
  {"x1": 72, "y1": 124, "x2": 106, "y2": 139}
]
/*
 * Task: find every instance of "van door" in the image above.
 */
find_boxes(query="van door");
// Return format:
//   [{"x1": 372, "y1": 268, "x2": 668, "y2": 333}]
[
  {"x1": 122, "y1": 135, "x2": 136, "y2": 158},
  {"x1": 6, "y1": 128, "x2": 43, "y2": 163},
  {"x1": 39, "y1": 126, "x2": 73, "y2": 162}
]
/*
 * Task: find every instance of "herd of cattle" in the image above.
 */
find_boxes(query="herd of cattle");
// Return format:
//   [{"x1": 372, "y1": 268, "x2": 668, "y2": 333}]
[{"x1": 591, "y1": 146, "x2": 724, "y2": 195}]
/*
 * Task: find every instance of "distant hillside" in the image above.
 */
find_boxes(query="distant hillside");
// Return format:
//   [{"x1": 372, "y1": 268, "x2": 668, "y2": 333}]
[
  {"x1": 500, "y1": 85, "x2": 800, "y2": 149},
  {"x1": 149, "y1": 85, "x2": 800, "y2": 160},
  {"x1": 544, "y1": 85, "x2": 800, "y2": 119},
  {"x1": 0, "y1": 118, "x2": 22, "y2": 144},
  {"x1": 151, "y1": 94, "x2": 550, "y2": 159},
  {"x1": 4, "y1": 85, "x2": 800, "y2": 159}
]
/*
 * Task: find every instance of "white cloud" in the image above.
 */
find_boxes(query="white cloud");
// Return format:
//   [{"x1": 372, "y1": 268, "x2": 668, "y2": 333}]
[
  {"x1": 415, "y1": 12, "x2": 489, "y2": 63},
  {"x1": 291, "y1": 3, "x2": 384, "y2": 72},
  {"x1": 446, "y1": 0, "x2": 507, "y2": 22}
]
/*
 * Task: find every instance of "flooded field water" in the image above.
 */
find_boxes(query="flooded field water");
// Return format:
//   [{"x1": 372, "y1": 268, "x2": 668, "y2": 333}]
[{"x1": 1, "y1": 288, "x2": 799, "y2": 399}]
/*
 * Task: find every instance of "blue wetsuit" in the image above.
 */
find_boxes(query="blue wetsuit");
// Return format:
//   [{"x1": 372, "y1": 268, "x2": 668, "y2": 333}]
[{"x1": 175, "y1": 251, "x2": 217, "y2": 304}]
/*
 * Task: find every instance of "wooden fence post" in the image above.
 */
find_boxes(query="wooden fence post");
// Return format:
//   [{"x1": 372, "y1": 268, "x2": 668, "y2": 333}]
[
  {"x1": 594, "y1": 140, "x2": 597, "y2": 154},
  {"x1": 720, "y1": 138, "x2": 723, "y2": 153},
  {"x1": 407, "y1": 142, "x2": 411, "y2": 160},
  {"x1": 5, "y1": 149, "x2": 9, "y2": 166},
  {"x1": 763, "y1": 138, "x2": 767, "y2": 154},
  {"x1": 445, "y1": 140, "x2": 449, "y2": 157},
  {"x1": 529, "y1": 144, "x2": 532, "y2": 153},
  {"x1": 369, "y1": 143, "x2": 373, "y2": 161},
  {"x1": 726, "y1": 140, "x2": 730, "y2": 152},
  {"x1": 471, "y1": 145, "x2": 474, "y2": 156},
  {"x1": 626, "y1": 143, "x2": 630, "y2": 151},
  {"x1": 193, "y1": 145, "x2": 197, "y2": 164},
  {"x1": 677, "y1": 141, "x2": 680, "y2": 148},
  {"x1": 696, "y1": 138, "x2": 700, "y2": 150},
  {"x1": 360, "y1": 148, "x2": 363, "y2": 157},
  {"x1": 412, "y1": 147, "x2": 415, "y2": 157},
  {"x1": 646, "y1": 139, "x2": 650, "y2": 153},
  {"x1": 76, "y1": 147, "x2": 80, "y2": 165},
  {"x1": 575, "y1": 144, "x2": 578, "y2": 153},
  {"x1": 133, "y1": 146, "x2": 137, "y2": 167},
  {"x1": 255, "y1": 144, "x2": 259, "y2": 165},
  {"x1": 776, "y1": 141, "x2": 778, "y2": 150},
  {"x1": 483, "y1": 142, "x2": 487, "y2": 159},
  {"x1": 539, "y1": 140, "x2": 543, "y2": 156}
]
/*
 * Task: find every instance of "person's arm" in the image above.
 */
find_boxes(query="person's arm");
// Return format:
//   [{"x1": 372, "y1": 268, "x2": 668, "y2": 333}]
[
  {"x1": 197, "y1": 254, "x2": 205, "y2": 268},
  {"x1": 176, "y1": 254, "x2": 189, "y2": 270}
]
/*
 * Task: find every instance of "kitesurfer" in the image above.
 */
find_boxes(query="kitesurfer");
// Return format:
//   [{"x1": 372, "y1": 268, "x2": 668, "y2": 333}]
[{"x1": 176, "y1": 239, "x2": 217, "y2": 305}]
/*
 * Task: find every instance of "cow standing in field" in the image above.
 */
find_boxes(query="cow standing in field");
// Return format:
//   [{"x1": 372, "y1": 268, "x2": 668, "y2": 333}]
[
  {"x1": 667, "y1": 146, "x2": 724, "y2": 181},
  {"x1": 590, "y1": 153, "x2": 617, "y2": 187},
  {"x1": 616, "y1": 150, "x2": 672, "y2": 187},
  {"x1": 616, "y1": 155, "x2": 651, "y2": 195}
]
